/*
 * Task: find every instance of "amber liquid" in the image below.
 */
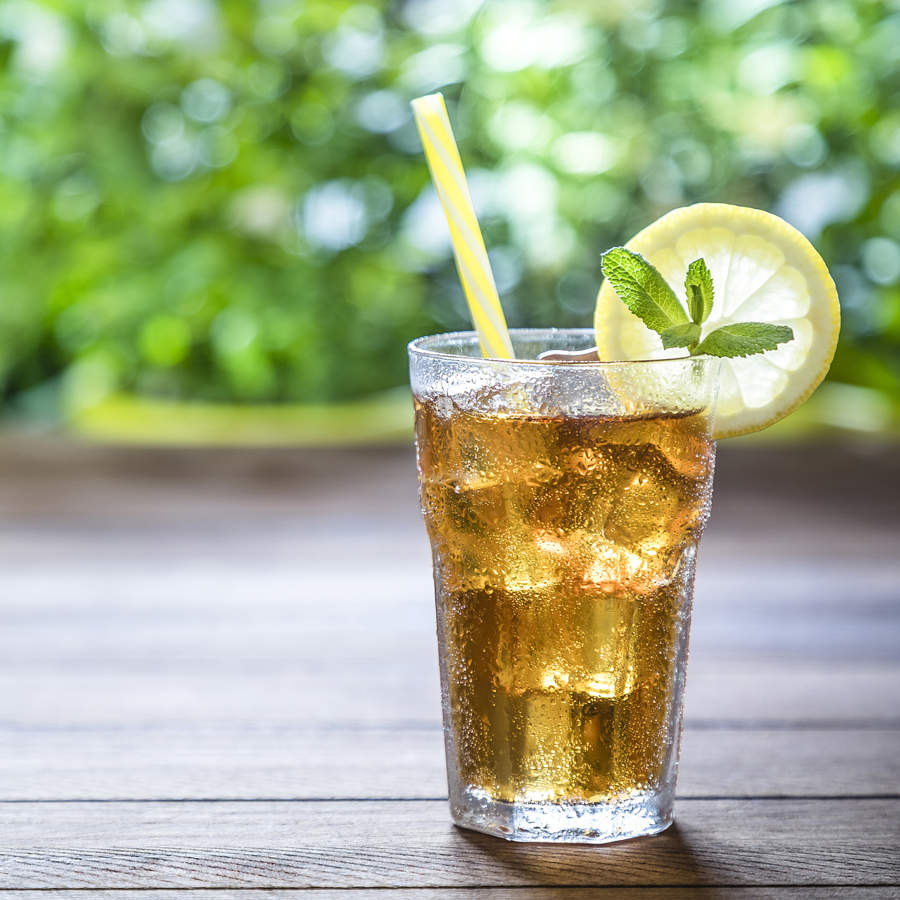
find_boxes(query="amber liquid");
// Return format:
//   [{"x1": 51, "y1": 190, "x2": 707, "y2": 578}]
[{"x1": 416, "y1": 399, "x2": 715, "y2": 804}]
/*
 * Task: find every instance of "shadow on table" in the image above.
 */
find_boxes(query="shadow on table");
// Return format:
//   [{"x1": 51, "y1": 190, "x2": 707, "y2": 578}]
[{"x1": 454, "y1": 821, "x2": 722, "y2": 893}]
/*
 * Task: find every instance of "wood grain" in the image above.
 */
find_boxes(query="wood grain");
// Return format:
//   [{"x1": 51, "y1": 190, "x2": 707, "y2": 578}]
[
  {"x1": 1, "y1": 799, "x2": 898, "y2": 888},
  {"x1": 4, "y1": 664, "x2": 899, "y2": 730},
  {"x1": 3, "y1": 562, "x2": 898, "y2": 663},
  {"x1": 4, "y1": 553, "x2": 899, "y2": 728},
  {"x1": 1, "y1": 727, "x2": 896, "y2": 801},
  {"x1": 0, "y1": 440, "x2": 897, "y2": 892},
  {"x1": 0, "y1": 890, "x2": 896, "y2": 899}
]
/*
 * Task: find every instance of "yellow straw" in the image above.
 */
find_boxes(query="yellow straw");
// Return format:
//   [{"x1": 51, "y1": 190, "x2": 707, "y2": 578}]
[{"x1": 411, "y1": 93, "x2": 515, "y2": 359}]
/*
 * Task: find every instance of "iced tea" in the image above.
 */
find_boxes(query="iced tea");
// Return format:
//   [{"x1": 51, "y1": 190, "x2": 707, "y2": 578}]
[{"x1": 410, "y1": 330, "x2": 719, "y2": 842}]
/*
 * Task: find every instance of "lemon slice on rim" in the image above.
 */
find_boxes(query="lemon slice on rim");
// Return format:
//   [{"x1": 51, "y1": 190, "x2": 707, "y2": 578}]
[{"x1": 594, "y1": 203, "x2": 840, "y2": 439}]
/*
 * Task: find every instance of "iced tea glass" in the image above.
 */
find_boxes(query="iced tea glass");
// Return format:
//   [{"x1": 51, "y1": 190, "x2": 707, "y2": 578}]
[{"x1": 409, "y1": 329, "x2": 720, "y2": 843}]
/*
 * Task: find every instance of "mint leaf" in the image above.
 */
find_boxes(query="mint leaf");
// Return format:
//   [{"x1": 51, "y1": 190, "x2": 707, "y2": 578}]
[
  {"x1": 684, "y1": 258, "x2": 714, "y2": 325},
  {"x1": 601, "y1": 247, "x2": 689, "y2": 335},
  {"x1": 694, "y1": 322, "x2": 794, "y2": 358},
  {"x1": 661, "y1": 322, "x2": 701, "y2": 349},
  {"x1": 601, "y1": 244, "x2": 798, "y2": 360}
]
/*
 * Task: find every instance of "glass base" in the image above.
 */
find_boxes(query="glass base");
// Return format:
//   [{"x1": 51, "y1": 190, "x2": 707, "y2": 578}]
[{"x1": 450, "y1": 786, "x2": 674, "y2": 844}]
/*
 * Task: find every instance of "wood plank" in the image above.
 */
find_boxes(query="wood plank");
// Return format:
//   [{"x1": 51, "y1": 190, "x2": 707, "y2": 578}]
[
  {"x1": 1, "y1": 727, "x2": 896, "y2": 801},
  {"x1": 2, "y1": 562, "x2": 898, "y2": 662},
  {"x1": 0, "y1": 890, "x2": 896, "y2": 899},
  {"x1": 3, "y1": 554, "x2": 898, "y2": 727},
  {"x1": 0, "y1": 441, "x2": 895, "y2": 540},
  {"x1": 3, "y1": 661, "x2": 898, "y2": 728},
  {"x1": 0, "y1": 799, "x2": 896, "y2": 888}
]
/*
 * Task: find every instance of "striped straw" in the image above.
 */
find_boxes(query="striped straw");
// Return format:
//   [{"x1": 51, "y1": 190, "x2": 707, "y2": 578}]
[{"x1": 411, "y1": 93, "x2": 515, "y2": 360}]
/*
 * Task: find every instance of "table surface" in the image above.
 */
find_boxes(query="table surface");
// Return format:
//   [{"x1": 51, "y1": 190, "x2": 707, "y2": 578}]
[{"x1": 1, "y1": 436, "x2": 898, "y2": 899}]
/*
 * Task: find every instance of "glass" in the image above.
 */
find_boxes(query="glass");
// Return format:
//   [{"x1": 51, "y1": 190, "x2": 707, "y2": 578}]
[{"x1": 409, "y1": 329, "x2": 720, "y2": 843}]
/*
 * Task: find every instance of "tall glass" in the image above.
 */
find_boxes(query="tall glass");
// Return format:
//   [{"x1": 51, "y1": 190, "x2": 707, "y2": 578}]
[{"x1": 409, "y1": 329, "x2": 720, "y2": 843}]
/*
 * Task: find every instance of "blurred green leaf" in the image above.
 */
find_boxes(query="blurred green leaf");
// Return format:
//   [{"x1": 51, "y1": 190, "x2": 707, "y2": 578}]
[{"x1": 0, "y1": 0, "x2": 892, "y2": 432}]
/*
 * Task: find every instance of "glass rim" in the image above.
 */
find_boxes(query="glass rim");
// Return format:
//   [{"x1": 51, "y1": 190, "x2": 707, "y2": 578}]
[{"x1": 408, "y1": 328, "x2": 717, "y2": 370}]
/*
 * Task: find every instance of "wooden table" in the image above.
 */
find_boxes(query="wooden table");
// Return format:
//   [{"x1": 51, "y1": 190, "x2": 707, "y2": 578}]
[{"x1": 1, "y1": 437, "x2": 898, "y2": 898}]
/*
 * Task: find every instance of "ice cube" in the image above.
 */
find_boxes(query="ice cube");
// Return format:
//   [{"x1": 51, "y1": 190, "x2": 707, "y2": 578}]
[{"x1": 603, "y1": 446, "x2": 689, "y2": 550}]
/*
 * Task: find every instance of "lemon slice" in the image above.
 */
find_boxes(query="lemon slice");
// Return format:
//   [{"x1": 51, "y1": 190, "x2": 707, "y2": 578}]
[{"x1": 594, "y1": 203, "x2": 840, "y2": 439}]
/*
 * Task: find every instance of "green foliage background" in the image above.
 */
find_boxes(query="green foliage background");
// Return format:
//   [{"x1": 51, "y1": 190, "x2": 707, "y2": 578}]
[{"x1": 0, "y1": 0, "x2": 898, "y2": 424}]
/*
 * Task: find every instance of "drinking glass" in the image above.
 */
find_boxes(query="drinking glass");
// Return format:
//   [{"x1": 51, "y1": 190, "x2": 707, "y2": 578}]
[{"x1": 409, "y1": 329, "x2": 720, "y2": 843}]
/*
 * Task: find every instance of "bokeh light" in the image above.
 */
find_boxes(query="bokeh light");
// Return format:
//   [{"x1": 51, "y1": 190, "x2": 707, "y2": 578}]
[{"x1": 0, "y1": 0, "x2": 894, "y2": 426}]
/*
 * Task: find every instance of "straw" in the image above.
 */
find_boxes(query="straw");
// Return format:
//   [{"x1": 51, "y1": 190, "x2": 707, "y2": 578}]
[{"x1": 411, "y1": 93, "x2": 515, "y2": 360}]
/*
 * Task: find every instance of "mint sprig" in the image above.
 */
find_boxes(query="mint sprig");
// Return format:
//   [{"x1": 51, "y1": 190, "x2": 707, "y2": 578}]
[
  {"x1": 684, "y1": 258, "x2": 714, "y2": 324},
  {"x1": 694, "y1": 322, "x2": 794, "y2": 358},
  {"x1": 600, "y1": 247, "x2": 794, "y2": 359},
  {"x1": 661, "y1": 322, "x2": 701, "y2": 349},
  {"x1": 599, "y1": 247, "x2": 688, "y2": 334}
]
